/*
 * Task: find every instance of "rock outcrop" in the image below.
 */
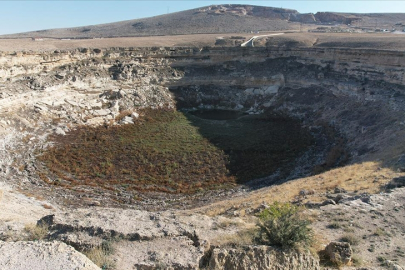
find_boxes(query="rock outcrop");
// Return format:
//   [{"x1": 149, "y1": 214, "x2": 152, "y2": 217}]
[
  {"x1": 207, "y1": 245, "x2": 320, "y2": 270},
  {"x1": 324, "y1": 241, "x2": 352, "y2": 265},
  {"x1": 0, "y1": 241, "x2": 100, "y2": 270},
  {"x1": 37, "y1": 208, "x2": 248, "y2": 269}
]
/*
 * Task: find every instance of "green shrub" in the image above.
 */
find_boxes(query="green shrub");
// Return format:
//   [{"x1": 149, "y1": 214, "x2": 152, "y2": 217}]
[{"x1": 256, "y1": 202, "x2": 313, "y2": 249}]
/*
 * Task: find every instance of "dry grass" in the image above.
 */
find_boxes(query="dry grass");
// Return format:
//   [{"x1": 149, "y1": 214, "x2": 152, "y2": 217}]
[
  {"x1": 193, "y1": 161, "x2": 405, "y2": 216},
  {"x1": 42, "y1": 203, "x2": 54, "y2": 210},
  {"x1": 83, "y1": 241, "x2": 116, "y2": 270},
  {"x1": 340, "y1": 234, "x2": 360, "y2": 246},
  {"x1": 212, "y1": 227, "x2": 257, "y2": 247},
  {"x1": 23, "y1": 223, "x2": 49, "y2": 241},
  {"x1": 16, "y1": 188, "x2": 45, "y2": 201},
  {"x1": 84, "y1": 248, "x2": 115, "y2": 270}
]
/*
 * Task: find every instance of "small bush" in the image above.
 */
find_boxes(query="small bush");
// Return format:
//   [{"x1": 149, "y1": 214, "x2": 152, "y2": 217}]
[
  {"x1": 340, "y1": 234, "x2": 360, "y2": 246},
  {"x1": 214, "y1": 228, "x2": 256, "y2": 247},
  {"x1": 256, "y1": 202, "x2": 313, "y2": 249},
  {"x1": 373, "y1": 227, "x2": 390, "y2": 237},
  {"x1": 377, "y1": 256, "x2": 386, "y2": 263},
  {"x1": 84, "y1": 241, "x2": 115, "y2": 270},
  {"x1": 351, "y1": 254, "x2": 363, "y2": 267},
  {"x1": 101, "y1": 240, "x2": 115, "y2": 255},
  {"x1": 24, "y1": 223, "x2": 49, "y2": 241},
  {"x1": 328, "y1": 221, "x2": 342, "y2": 229}
]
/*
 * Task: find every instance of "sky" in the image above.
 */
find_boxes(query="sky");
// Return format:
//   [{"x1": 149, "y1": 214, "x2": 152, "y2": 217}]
[{"x1": 1, "y1": 1, "x2": 405, "y2": 35}]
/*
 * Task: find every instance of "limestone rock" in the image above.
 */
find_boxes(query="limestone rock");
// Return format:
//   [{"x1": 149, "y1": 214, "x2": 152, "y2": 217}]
[
  {"x1": 115, "y1": 237, "x2": 205, "y2": 270},
  {"x1": 55, "y1": 73, "x2": 66, "y2": 79},
  {"x1": 93, "y1": 109, "x2": 110, "y2": 116},
  {"x1": 263, "y1": 85, "x2": 279, "y2": 95},
  {"x1": 86, "y1": 117, "x2": 105, "y2": 126},
  {"x1": 207, "y1": 245, "x2": 320, "y2": 270},
  {"x1": 54, "y1": 127, "x2": 66, "y2": 136},
  {"x1": 35, "y1": 209, "x2": 240, "y2": 269},
  {"x1": 325, "y1": 241, "x2": 352, "y2": 265},
  {"x1": 0, "y1": 241, "x2": 100, "y2": 270},
  {"x1": 38, "y1": 209, "x2": 215, "y2": 246},
  {"x1": 121, "y1": 116, "x2": 134, "y2": 124},
  {"x1": 244, "y1": 88, "x2": 254, "y2": 95},
  {"x1": 334, "y1": 187, "x2": 347, "y2": 194},
  {"x1": 385, "y1": 260, "x2": 404, "y2": 270},
  {"x1": 321, "y1": 199, "x2": 336, "y2": 206},
  {"x1": 299, "y1": 189, "x2": 315, "y2": 197},
  {"x1": 332, "y1": 194, "x2": 350, "y2": 204}
]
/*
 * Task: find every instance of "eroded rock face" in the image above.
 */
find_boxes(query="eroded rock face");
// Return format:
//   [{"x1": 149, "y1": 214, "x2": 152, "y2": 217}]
[
  {"x1": 207, "y1": 245, "x2": 320, "y2": 270},
  {"x1": 0, "y1": 241, "x2": 100, "y2": 270},
  {"x1": 2, "y1": 47, "x2": 405, "y2": 168},
  {"x1": 37, "y1": 208, "x2": 246, "y2": 269}
]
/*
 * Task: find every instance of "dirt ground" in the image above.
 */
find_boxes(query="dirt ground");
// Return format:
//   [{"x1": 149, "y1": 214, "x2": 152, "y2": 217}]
[
  {"x1": 0, "y1": 33, "x2": 247, "y2": 51},
  {"x1": 1, "y1": 32, "x2": 405, "y2": 52}
]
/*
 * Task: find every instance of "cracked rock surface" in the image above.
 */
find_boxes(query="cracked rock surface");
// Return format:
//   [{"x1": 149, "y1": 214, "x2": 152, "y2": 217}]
[{"x1": 0, "y1": 241, "x2": 100, "y2": 270}]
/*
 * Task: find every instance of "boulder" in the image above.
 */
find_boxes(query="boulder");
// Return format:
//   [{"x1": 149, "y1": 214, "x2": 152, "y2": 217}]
[
  {"x1": 55, "y1": 73, "x2": 66, "y2": 79},
  {"x1": 264, "y1": 85, "x2": 279, "y2": 95},
  {"x1": 334, "y1": 187, "x2": 347, "y2": 194},
  {"x1": 0, "y1": 241, "x2": 100, "y2": 270},
  {"x1": 54, "y1": 127, "x2": 66, "y2": 136},
  {"x1": 324, "y1": 241, "x2": 352, "y2": 265},
  {"x1": 385, "y1": 260, "x2": 404, "y2": 270},
  {"x1": 321, "y1": 199, "x2": 336, "y2": 206},
  {"x1": 93, "y1": 109, "x2": 110, "y2": 117},
  {"x1": 86, "y1": 117, "x2": 105, "y2": 126},
  {"x1": 386, "y1": 176, "x2": 405, "y2": 189},
  {"x1": 299, "y1": 189, "x2": 315, "y2": 197},
  {"x1": 121, "y1": 116, "x2": 134, "y2": 124}
]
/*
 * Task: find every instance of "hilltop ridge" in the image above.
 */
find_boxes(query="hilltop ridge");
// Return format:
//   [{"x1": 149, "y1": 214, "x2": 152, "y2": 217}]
[{"x1": 2, "y1": 4, "x2": 405, "y2": 39}]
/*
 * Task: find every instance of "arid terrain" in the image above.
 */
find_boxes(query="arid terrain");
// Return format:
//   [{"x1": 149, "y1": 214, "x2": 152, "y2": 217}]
[{"x1": 1, "y1": 4, "x2": 405, "y2": 270}]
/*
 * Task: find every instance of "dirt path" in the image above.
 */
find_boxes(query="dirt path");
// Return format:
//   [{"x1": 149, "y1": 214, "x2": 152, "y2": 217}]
[{"x1": 241, "y1": 33, "x2": 284, "y2": 47}]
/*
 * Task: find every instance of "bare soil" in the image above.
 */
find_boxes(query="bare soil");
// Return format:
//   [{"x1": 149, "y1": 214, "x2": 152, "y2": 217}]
[{"x1": 1, "y1": 32, "x2": 405, "y2": 52}]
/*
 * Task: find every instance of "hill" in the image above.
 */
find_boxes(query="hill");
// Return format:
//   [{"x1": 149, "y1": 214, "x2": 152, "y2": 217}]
[
  {"x1": 2, "y1": 4, "x2": 405, "y2": 39},
  {"x1": 0, "y1": 5, "x2": 298, "y2": 39}
]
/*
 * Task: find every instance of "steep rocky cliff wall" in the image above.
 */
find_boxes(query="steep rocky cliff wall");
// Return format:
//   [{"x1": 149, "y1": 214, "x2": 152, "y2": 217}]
[
  {"x1": 166, "y1": 47, "x2": 405, "y2": 165},
  {"x1": 1, "y1": 46, "x2": 405, "y2": 177}
]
